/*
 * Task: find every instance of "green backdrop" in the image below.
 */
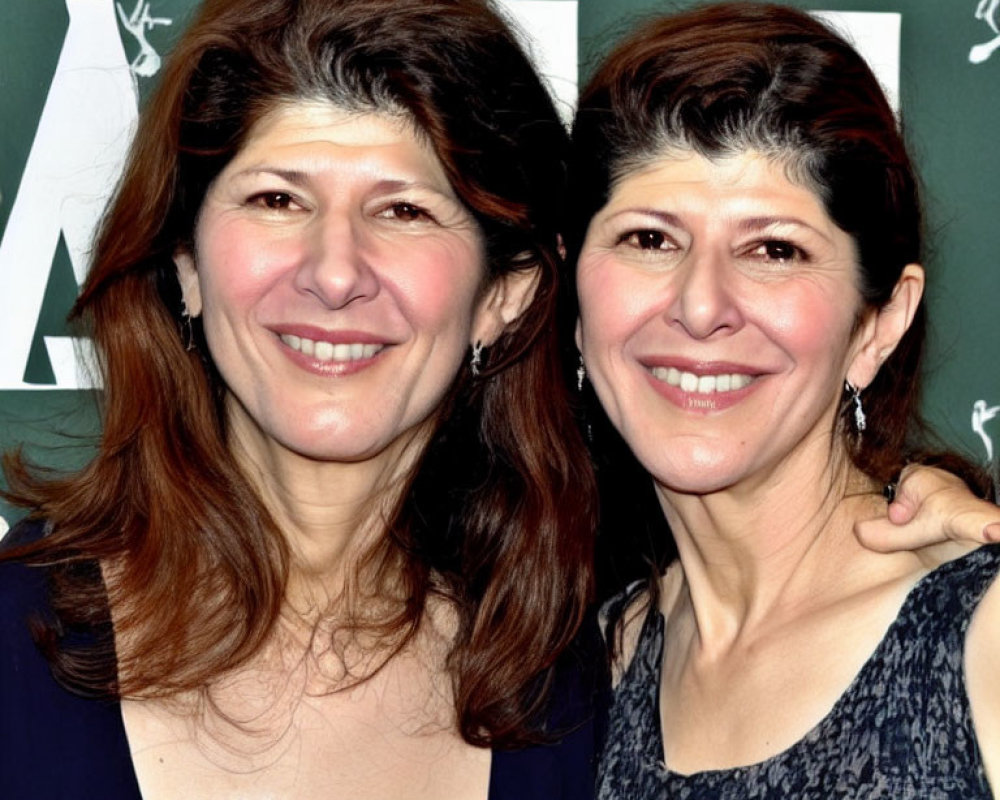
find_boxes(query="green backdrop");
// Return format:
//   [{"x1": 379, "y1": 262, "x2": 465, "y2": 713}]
[{"x1": 1, "y1": 0, "x2": 998, "y2": 531}]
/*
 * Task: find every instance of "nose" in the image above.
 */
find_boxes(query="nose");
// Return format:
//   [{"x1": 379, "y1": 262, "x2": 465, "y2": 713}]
[
  {"x1": 666, "y1": 249, "x2": 743, "y2": 339},
  {"x1": 294, "y1": 213, "x2": 379, "y2": 308}
]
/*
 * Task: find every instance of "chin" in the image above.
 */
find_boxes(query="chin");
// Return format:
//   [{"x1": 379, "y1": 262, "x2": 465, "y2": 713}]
[{"x1": 643, "y1": 447, "x2": 746, "y2": 496}]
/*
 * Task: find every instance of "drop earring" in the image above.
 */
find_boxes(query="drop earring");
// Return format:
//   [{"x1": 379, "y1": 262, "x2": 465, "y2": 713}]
[
  {"x1": 845, "y1": 380, "x2": 866, "y2": 434},
  {"x1": 180, "y1": 301, "x2": 195, "y2": 352},
  {"x1": 576, "y1": 354, "x2": 586, "y2": 392},
  {"x1": 470, "y1": 341, "x2": 484, "y2": 377}
]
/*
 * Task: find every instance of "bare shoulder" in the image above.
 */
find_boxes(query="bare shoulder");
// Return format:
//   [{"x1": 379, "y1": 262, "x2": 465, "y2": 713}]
[{"x1": 964, "y1": 549, "x2": 1000, "y2": 791}]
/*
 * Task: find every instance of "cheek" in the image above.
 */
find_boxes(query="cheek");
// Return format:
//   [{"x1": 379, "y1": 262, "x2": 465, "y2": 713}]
[
  {"x1": 578, "y1": 261, "x2": 663, "y2": 350},
  {"x1": 196, "y1": 221, "x2": 293, "y2": 314},
  {"x1": 761, "y1": 285, "x2": 858, "y2": 360},
  {"x1": 386, "y1": 239, "x2": 483, "y2": 332}
]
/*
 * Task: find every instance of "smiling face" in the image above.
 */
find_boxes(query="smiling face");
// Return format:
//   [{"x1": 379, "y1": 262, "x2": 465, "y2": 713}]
[
  {"x1": 175, "y1": 101, "x2": 497, "y2": 468},
  {"x1": 576, "y1": 150, "x2": 870, "y2": 495}
]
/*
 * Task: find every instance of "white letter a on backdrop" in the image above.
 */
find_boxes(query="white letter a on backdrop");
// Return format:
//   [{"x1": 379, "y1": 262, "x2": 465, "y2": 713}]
[{"x1": 0, "y1": 0, "x2": 139, "y2": 390}]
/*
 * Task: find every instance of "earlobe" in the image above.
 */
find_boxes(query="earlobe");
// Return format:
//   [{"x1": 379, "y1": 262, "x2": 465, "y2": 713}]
[
  {"x1": 847, "y1": 263, "x2": 924, "y2": 389},
  {"x1": 174, "y1": 250, "x2": 203, "y2": 317},
  {"x1": 471, "y1": 267, "x2": 540, "y2": 347}
]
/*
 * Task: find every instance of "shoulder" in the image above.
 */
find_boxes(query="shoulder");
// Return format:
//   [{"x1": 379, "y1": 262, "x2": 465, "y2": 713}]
[
  {"x1": 0, "y1": 518, "x2": 54, "y2": 633},
  {"x1": 490, "y1": 611, "x2": 609, "y2": 800},
  {"x1": 600, "y1": 565, "x2": 681, "y2": 687},
  {"x1": 0, "y1": 514, "x2": 49, "y2": 551},
  {"x1": 963, "y1": 546, "x2": 1000, "y2": 791},
  {"x1": 0, "y1": 520, "x2": 139, "y2": 796},
  {"x1": 0, "y1": 517, "x2": 62, "y2": 693},
  {"x1": 600, "y1": 584, "x2": 647, "y2": 681}
]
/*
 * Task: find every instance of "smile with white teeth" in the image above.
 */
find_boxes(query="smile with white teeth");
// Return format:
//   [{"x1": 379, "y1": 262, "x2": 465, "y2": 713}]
[
  {"x1": 650, "y1": 366, "x2": 754, "y2": 394},
  {"x1": 280, "y1": 334, "x2": 383, "y2": 362}
]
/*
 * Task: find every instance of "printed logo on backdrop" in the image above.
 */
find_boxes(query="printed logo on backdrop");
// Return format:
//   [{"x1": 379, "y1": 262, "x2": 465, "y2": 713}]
[
  {"x1": 0, "y1": 0, "x2": 172, "y2": 391},
  {"x1": 0, "y1": 0, "x2": 575, "y2": 392},
  {"x1": 973, "y1": 400, "x2": 1000, "y2": 464},
  {"x1": 971, "y1": 0, "x2": 1000, "y2": 63}
]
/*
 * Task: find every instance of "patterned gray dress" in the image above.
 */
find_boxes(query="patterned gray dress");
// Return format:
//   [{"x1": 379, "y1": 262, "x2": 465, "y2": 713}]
[{"x1": 596, "y1": 546, "x2": 1000, "y2": 799}]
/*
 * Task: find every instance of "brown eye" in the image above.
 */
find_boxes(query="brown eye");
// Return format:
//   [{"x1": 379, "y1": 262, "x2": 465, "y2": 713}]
[
  {"x1": 250, "y1": 192, "x2": 295, "y2": 210},
  {"x1": 621, "y1": 230, "x2": 668, "y2": 250},
  {"x1": 388, "y1": 202, "x2": 430, "y2": 221},
  {"x1": 759, "y1": 240, "x2": 802, "y2": 261}
]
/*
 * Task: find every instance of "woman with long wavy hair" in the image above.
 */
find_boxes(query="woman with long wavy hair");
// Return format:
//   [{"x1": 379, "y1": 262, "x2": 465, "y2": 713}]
[{"x1": 0, "y1": 1, "x2": 600, "y2": 797}]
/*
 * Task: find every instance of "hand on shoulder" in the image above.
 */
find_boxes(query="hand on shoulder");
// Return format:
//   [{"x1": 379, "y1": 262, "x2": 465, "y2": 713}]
[{"x1": 855, "y1": 466, "x2": 1000, "y2": 555}]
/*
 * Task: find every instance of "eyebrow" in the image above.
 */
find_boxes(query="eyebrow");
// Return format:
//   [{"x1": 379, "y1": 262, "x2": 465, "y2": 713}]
[
  {"x1": 736, "y1": 216, "x2": 832, "y2": 244},
  {"x1": 604, "y1": 208, "x2": 684, "y2": 227},
  {"x1": 233, "y1": 166, "x2": 309, "y2": 186},
  {"x1": 228, "y1": 167, "x2": 454, "y2": 198}
]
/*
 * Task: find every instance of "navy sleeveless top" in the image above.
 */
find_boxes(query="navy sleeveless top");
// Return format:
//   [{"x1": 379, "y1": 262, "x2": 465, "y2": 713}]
[
  {"x1": 597, "y1": 546, "x2": 1000, "y2": 799},
  {"x1": 1, "y1": 519, "x2": 606, "y2": 799}
]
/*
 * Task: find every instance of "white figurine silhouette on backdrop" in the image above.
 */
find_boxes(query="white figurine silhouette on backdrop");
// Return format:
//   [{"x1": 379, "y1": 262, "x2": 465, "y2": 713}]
[
  {"x1": 970, "y1": 0, "x2": 1000, "y2": 63},
  {"x1": 116, "y1": 0, "x2": 172, "y2": 78},
  {"x1": 973, "y1": 399, "x2": 1000, "y2": 463}
]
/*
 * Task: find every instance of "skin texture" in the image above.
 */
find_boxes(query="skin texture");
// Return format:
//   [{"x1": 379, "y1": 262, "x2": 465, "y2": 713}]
[
  {"x1": 579, "y1": 150, "x2": 1000, "y2": 783},
  {"x1": 178, "y1": 103, "x2": 490, "y2": 470},
  {"x1": 175, "y1": 101, "x2": 532, "y2": 573},
  {"x1": 576, "y1": 150, "x2": 915, "y2": 497}
]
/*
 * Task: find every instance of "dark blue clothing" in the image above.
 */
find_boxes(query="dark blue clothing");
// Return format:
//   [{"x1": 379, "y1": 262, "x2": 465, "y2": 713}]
[
  {"x1": 1, "y1": 519, "x2": 605, "y2": 799},
  {"x1": 597, "y1": 546, "x2": 1000, "y2": 799}
]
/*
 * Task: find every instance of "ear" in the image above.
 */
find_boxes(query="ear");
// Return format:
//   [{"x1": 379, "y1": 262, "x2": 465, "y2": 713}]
[
  {"x1": 174, "y1": 250, "x2": 203, "y2": 317},
  {"x1": 846, "y1": 263, "x2": 924, "y2": 389},
  {"x1": 471, "y1": 267, "x2": 540, "y2": 347}
]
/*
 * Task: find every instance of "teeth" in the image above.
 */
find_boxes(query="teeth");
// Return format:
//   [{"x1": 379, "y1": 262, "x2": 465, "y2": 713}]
[
  {"x1": 650, "y1": 367, "x2": 753, "y2": 394},
  {"x1": 280, "y1": 334, "x2": 382, "y2": 363}
]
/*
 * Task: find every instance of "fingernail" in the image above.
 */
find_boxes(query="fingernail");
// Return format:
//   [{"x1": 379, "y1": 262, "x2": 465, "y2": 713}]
[{"x1": 984, "y1": 523, "x2": 1000, "y2": 543}]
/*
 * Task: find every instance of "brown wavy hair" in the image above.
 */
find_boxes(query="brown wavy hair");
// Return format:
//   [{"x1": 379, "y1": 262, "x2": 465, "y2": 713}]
[
  {"x1": 3, "y1": 0, "x2": 595, "y2": 747},
  {"x1": 569, "y1": 1, "x2": 991, "y2": 496}
]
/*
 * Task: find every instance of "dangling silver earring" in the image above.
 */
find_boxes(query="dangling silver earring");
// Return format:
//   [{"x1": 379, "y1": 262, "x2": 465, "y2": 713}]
[
  {"x1": 180, "y1": 301, "x2": 195, "y2": 353},
  {"x1": 576, "y1": 354, "x2": 586, "y2": 392},
  {"x1": 470, "y1": 340, "x2": 484, "y2": 377},
  {"x1": 845, "y1": 380, "x2": 866, "y2": 433}
]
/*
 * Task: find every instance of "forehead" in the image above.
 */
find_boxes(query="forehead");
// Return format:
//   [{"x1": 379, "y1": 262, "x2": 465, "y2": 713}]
[
  {"x1": 229, "y1": 99, "x2": 449, "y2": 184},
  {"x1": 606, "y1": 149, "x2": 830, "y2": 219}
]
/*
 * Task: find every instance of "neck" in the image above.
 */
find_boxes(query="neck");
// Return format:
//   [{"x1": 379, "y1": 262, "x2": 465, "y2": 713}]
[
  {"x1": 227, "y1": 409, "x2": 430, "y2": 599},
  {"x1": 656, "y1": 443, "x2": 881, "y2": 652}
]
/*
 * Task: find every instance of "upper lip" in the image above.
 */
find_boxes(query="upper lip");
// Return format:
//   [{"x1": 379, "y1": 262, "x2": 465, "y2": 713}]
[
  {"x1": 637, "y1": 356, "x2": 766, "y2": 376},
  {"x1": 269, "y1": 324, "x2": 395, "y2": 345}
]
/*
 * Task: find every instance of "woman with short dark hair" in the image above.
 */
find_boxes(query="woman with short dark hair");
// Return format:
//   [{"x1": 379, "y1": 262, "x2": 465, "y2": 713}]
[{"x1": 571, "y1": 3, "x2": 1000, "y2": 795}]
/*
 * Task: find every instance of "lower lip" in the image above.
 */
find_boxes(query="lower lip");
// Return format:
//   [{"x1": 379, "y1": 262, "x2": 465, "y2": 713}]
[
  {"x1": 278, "y1": 339, "x2": 388, "y2": 376},
  {"x1": 644, "y1": 370, "x2": 760, "y2": 413}
]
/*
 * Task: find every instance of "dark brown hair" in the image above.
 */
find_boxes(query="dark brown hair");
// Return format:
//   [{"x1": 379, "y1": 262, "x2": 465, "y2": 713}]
[
  {"x1": 3, "y1": 0, "x2": 595, "y2": 747},
  {"x1": 570, "y1": 1, "x2": 989, "y2": 492}
]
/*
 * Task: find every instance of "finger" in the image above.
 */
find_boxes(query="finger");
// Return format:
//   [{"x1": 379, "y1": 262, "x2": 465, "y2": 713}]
[
  {"x1": 886, "y1": 465, "x2": 970, "y2": 528},
  {"x1": 886, "y1": 498, "x2": 917, "y2": 525},
  {"x1": 940, "y1": 504, "x2": 1000, "y2": 545},
  {"x1": 854, "y1": 516, "x2": 941, "y2": 552}
]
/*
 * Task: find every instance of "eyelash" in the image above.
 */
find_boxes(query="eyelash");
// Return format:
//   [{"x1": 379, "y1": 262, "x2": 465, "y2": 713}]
[
  {"x1": 246, "y1": 191, "x2": 299, "y2": 211},
  {"x1": 614, "y1": 229, "x2": 810, "y2": 263},
  {"x1": 379, "y1": 201, "x2": 436, "y2": 223},
  {"x1": 243, "y1": 193, "x2": 439, "y2": 225},
  {"x1": 616, "y1": 229, "x2": 674, "y2": 251},
  {"x1": 747, "y1": 239, "x2": 810, "y2": 263}
]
